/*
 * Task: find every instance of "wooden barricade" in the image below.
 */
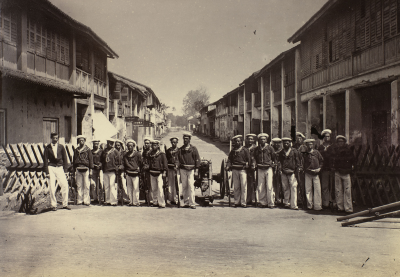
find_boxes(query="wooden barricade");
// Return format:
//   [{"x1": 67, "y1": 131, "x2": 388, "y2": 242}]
[{"x1": 1, "y1": 143, "x2": 76, "y2": 214}]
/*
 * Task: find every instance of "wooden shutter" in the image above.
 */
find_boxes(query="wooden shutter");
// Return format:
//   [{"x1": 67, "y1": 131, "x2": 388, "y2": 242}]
[{"x1": 383, "y1": 0, "x2": 391, "y2": 38}]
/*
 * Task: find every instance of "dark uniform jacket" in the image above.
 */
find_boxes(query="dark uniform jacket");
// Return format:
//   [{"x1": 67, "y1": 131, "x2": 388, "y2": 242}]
[
  {"x1": 101, "y1": 147, "x2": 119, "y2": 172},
  {"x1": 166, "y1": 147, "x2": 180, "y2": 169},
  {"x1": 317, "y1": 143, "x2": 333, "y2": 171},
  {"x1": 115, "y1": 149, "x2": 125, "y2": 171},
  {"x1": 303, "y1": 149, "x2": 324, "y2": 175},
  {"x1": 278, "y1": 148, "x2": 302, "y2": 174},
  {"x1": 91, "y1": 148, "x2": 103, "y2": 170},
  {"x1": 44, "y1": 143, "x2": 69, "y2": 174},
  {"x1": 123, "y1": 151, "x2": 143, "y2": 172},
  {"x1": 227, "y1": 146, "x2": 251, "y2": 169},
  {"x1": 148, "y1": 151, "x2": 168, "y2": 174},
  {"x1": 178, "y1": 145, "x2": 200, "y2": 169},
  {"x1": 331, "y1": 144, "x2": 355, "y2": 174},
  {"x1": 73, "y1": 145, "x2": 94, "y2": 171},
  {"x1": 253, "y1": 144, "x2": 276, "y2": 169}
]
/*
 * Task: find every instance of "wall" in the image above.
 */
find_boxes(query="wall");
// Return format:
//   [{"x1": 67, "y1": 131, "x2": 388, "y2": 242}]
[{"x1": 2, "y1": 79, "x2": 74, "y2": 144}]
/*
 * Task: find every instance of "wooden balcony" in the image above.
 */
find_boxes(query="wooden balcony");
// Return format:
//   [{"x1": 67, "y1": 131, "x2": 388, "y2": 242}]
[
  {"x1": 94, "y1": 78, "x2": 107, "y2": 97},
  {"x1": 76, "y1": 69, "x2": 91, "y2": 92}
]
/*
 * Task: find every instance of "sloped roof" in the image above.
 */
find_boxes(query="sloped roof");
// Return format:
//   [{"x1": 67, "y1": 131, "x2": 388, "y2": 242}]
[
  {"x1": 108, "y1": 72, "x2": 148, "y2": 97},
  {"x1": 0, "y1": 67, "x2": 90, "y2": 96}
]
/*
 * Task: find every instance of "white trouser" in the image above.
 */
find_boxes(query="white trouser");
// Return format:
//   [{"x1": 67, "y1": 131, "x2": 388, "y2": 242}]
[
  {"x1": 305, "y1": 173, "x2": 322, "y2": 210},
  {"x1": 48, "y1": 166, "x2": 69, "y2": 208},
  {"x1": 168, "y1": 168, "x2": 182, "y2": 202},
  {"x1": 126, "y1": 175, "x2": 140, "y2": 205},
  {"x1": 281, "y1": 173, "x2": 298, "y2": 209},
  {"x1": 321, "y1": 170, "x2": 335, "y2": 206},
  {"x1": 179, "y1": 169, "x2": 195, "y2": 207},
  {"x1": 76, "y1": 169, "x2": 90, "y2": 204},
  {"x1": 103, "y1": 171, "x2": 117, "y2": 205},
  {"x1": 232, "y1": 169, "x2": 247, "y2": 205},
  {"x1": 335, "y1": 172, "x2": 353, "y2": 212},
  {"x1": 91, "y1": 169, "x2": 102, "y2": 201},
  {"x1": 257, "y1": 168, "x2": 274, "y2": 206},
  {"x1": 150, "y1": 174, "x2": 165, "y2": 207}
]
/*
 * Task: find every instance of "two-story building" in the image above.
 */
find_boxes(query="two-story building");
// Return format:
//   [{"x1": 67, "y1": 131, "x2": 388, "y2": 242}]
[
  {"x1": 288, "y1": 0, "x2": 400, "y2": 147},
  {"x1": 0, "y1": 0, "x2": 118, "y2": 145}
]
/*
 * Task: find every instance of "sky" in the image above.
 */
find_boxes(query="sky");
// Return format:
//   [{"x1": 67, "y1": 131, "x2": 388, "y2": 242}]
[{"x1": 50, "y1": 0, "x2": 328, "y2": 115}]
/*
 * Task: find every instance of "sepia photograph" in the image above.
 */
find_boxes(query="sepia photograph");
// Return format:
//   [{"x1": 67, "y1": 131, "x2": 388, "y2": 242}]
[{"x1": 0, "y1": 0, "x2": 400, "y2": 276}]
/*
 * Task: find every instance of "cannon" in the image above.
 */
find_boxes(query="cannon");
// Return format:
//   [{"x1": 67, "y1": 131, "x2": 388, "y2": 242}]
[{"x1": 194, "y1": 158, "x2": 231, "y2": 207}]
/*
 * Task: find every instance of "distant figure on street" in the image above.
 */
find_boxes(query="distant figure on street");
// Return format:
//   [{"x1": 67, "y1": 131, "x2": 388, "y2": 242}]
[
  {"x1": 43, "y1": 132, "x2": 71, "y2": 211},
  {"x1": 253, "y1": 133, "x2": 277, "y2": 208},
  {"x1": 91, "y1": 138, "x2": 103, "y2": 204},
  {"x1": 124, "y1": 139, "x2": 143, "y2": 207},
  {"x1": 332, "y1": 135, "x2": 355, "y2": 213},
  {"x1": 166, "y1": 137, "x2": 180, "y2": 205},
  {"x1": 101, "y1": 139, "x2": 119, "y2": 206},
  {"x1": 303, "y1": 139, "x2": 323, "y2": 210},
  {"x1": 271, "y1": 137, "x2": 283, "y2": 205},
  {"x1": 73, "y1": 135, "x2": 93, "y2": 206},
  {"x1": 226, "y1": 135, "x2": 251, "y2": 208},
  {"x1": 244, "y1": 134, "x2": 257, "y2": 206},
  {"x1": 147, "y1": 140, "x2": 168, "y2": 208},
  {"x1": 317, "y1": 129, "x2": 335, "y2": 209},
  {"x1": 177, "y1": 132, "x2": 200, "y2": 209},
  {"x1": 279, "y1": 137, "x2": 302, "y2": 210}
]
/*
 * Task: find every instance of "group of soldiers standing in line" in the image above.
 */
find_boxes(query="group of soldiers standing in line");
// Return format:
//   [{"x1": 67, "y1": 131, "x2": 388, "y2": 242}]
[
  {"x1": 43, "y1": 129, "x2": 355, "y2": 213},
  {"x1": 226, "y1": 130, "x2": 356, "y2": 213},
  {"x1": 43, "y1": 131, "x2": 201, "y2": 210}
]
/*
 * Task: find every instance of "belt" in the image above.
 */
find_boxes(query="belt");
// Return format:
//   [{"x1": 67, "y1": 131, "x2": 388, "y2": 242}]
[
  {"x1": 126, "y1": 170, "x2": 140, "y2": 177},
  {"x1": 232, "y1": 164, "x2": 245, "y2": 170},
  {"x1": 180, "y1": 165, "x2": 195, "y2": 170},
  {"x1": 76, "y1": 166, "x2": 89, "y2": 172},
  {"x1": 257, "y1": 164, "x2": 271, "y2": 169},
  {"x1": 168, "y1": 164, "x2": 176, "y2": 169}
]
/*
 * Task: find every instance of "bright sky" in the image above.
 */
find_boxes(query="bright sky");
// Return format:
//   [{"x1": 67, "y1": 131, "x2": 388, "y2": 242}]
[{"x1": 50, "y1": 0, "x2": 328, "y2": 115}]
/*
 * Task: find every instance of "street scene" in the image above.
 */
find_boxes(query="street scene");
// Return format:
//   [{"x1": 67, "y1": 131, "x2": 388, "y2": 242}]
[{"x1": 1, "y1": 0, "x2": 400, "y2": 276}]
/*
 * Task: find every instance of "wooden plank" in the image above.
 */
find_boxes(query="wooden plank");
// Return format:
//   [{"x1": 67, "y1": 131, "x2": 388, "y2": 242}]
[
  {"x1": 17, "y1": 144, "x2": 28, "y2": 167},
  {"x1": 65, "y1": 145, "x2": 73, "y2": 165},
  {"x1": 9, "y1": 144, "x2": 20, "y2": 167},
  {"x1": 391, "y1": 146, "x2": 400, "y2": 171},
  {"x1": 367, "y1": 145, "x2": 378, "y2": 171},
  {"x1": 381, "y1": 178, "x2": 391, "y2": 204},
  {"x1": 31, "y1": 144, "x2": 41, "y2": 166},
  {"x1": 0, "y1": 173, "x2": 5, "y2": 196},
  {"x1": 375, "y1": 145, "x2": 384, "y2": 171},
  {"x1": 363, "y1": 177, "x2": 375, "y2": 207},
  {"x1": 386, "y1": 176, "x2": 398, "y2": 202},
  {"x1": 355, "y1": 176, "x2": 366, "y2": 206},
  {"x1": 371, "y1": 177, "x2": 384, "y2": 206},
  {"x1": 383, "y1": 145, "x2": 396, "y2": 171},
  {"x1": 359, "y1": 145, "x2": 370, "y2": 170},
  {"x1": 355, "y1": 145, "x2": 363, "y2": 163},
  {"x1": 2, "y1": 144, "x2": 13, "y2": 167},
  {"x1": 23, "y1": 144, "x2": 34, "y2": 167}
]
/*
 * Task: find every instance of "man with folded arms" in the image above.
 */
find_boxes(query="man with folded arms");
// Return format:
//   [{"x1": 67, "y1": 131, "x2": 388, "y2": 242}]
[
  {"x1": 253, "y1": 133, "x2": 277, "y2": 208},
  {"x1": 166, "y1": 137, "x2": 180, "y2": 205},
  {"x1": 279, "y1": 137, "x2": 302, "y2": 210},
  {"x1": 142, "y1": 137, "x2": 153, "y2": 204},
  {"x1": 244, "y1": 134, "x2": 257, "y2": 206},
  {"x1": 44, "y1": 132, "x2": 71, "y2": 211},
  {"x1": 177, "y1": 132, "x2": 200, "y2": 209},
  {"x1": 91, "y1": 138, "x2": 103, "y2": 204},
  {"x1": 147, "y1": 140, "x2": 168, "y2": 208},
  {"x1": 271, "y1": 137, "x2": 283, "y2": 205},
  {"x1": 101, "y1": 139, "x2": 119, "y2": 206},
  {"x1": 226, "y1": 135, "x2": 251, "y2": 208},
  {"x1": 124, "y1": 139, "x2": 143, "y2": 207},
  {"x1": 317, "y1": 129, "x2": 334, "y2": 209},
  {"x1": 303, "y1": 139, "x2": 324, "y2": 211},
  {"x1": 73, "y1": 135, "x2": 93, "y2": 206}
]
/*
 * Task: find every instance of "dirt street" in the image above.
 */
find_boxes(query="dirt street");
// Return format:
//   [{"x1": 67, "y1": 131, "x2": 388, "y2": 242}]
[{"x1": 0, "y1": 130, "x2": 399, "y2": 276}]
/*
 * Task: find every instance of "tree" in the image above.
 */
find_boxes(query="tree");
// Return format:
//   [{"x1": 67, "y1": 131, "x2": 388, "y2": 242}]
[
  {"x1": 182, "y1": 87, "x2": 210, "y2": 118},
  {"x1": 161, "y1": 103, "x2": 170, "y2": 112}
]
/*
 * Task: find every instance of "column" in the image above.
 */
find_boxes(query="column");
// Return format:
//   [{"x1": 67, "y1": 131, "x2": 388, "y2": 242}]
[
  {"x1": 260, "y1": 77, "x2": 264, "y2": 133},
  {"x1": 391, "y1": 79, "x2": 400, "y2": 146},
  {"x1": 346, "y1": 89, "x2": 362, "y2": 144},
  {"x1": 17, "y1": 8, "x2": 27, "y2": 72}
]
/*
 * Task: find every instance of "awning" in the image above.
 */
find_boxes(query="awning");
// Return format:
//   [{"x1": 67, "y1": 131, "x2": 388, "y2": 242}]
[{"x1": 92, "y1": 111, "x2": 118, "y2": 143}]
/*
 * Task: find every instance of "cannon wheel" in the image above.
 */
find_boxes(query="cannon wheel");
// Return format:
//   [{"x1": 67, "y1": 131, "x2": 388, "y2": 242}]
[{"x1": 219, "y1": 159, "x2": 227, "y2": 199}]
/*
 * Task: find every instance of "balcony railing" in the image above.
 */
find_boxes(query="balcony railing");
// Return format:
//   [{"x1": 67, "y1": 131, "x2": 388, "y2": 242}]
[
  {"x1": 76, "y1": 69, "x2": 91, "y2": 92},
  {"x1": 246, "y1": 101, "x2": 252, "y2": 111},
  {"x1": 94, "y1": 78, "x2": 107, "y2": 97}
]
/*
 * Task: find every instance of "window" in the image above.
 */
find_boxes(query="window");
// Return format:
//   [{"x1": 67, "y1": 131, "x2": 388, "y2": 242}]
[
  {"x1": 1, "y1": 8, "x2": 17, "y2": 45},
  {"x1": 94, "y1": 50, "x2": 106, "y2": 81},
  {"x1": 26, "y1": 18, "x2": 70, "y2": 64},
  {"x1": 0, "y1": 109, "x2": 6, "y2": 145},
  {"x1": 76, "y1": 39, "x2": 90, "y2": 72},
  {"x1": 43, "y1": 118, "x2": 59, "y2": 144}
]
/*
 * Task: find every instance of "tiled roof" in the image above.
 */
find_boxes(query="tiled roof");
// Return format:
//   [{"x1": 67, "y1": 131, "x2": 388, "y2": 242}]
[
  {"x1": 0, "y1": 67, "x2": 90, "y2": 96},
  {"x1": 108, "y1": 72, "x2": 148, "y2": 97}
]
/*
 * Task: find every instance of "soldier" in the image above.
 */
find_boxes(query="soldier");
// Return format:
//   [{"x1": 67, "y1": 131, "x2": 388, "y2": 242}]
[
  {"x1": 293, "y1": 132, "x2": 307, "y2": 153},
  {"x1": 271, "y1": 137, "x2": 283, "y2": 205},
  {"x1": 331, "y1": 135, "x2": 355, "y2": 213},
  {"x1": 73, "y1": 135, "x2": 93, "y2": 206},
  {"x1": 101, "y1": 138, "x2": 119, "y2": 206},
  {"x1": 142, "y1": 137, "x2": 153, "y2": 204},
  {"x1": 124, "y1": 139, "x2": 143, "y2": 207},
  {"x1": 91, "y1": 138, "x2": 103, "y2": 204},
  {"x1": 253, "y1": 133, "x2": 277, "y2": 208},
  {"x1": 115, "y1": 139, "x2": 127, "y2": 203},
  {"x1": 147, "y1": 140, "x2": 168, "y2": 208},
  {"x1": 43, "y1": 132, "x2": 71, "y2": 211},
  {"x1": 226, "y1": 135, "x2": 251, "y2": 208},
  {"x1": 177, "y1": 132, "x2": 200, "y2": 209},
  {"x1": 293, "y1": 132, "x2": 307, "y2": 207},
  {"x1": 303, "y1": 139, "x2": 324, "y2": 211},
  {"x1": 279, "y1": 137, "x2": 302, "y2": 210},
  {"x1": 244, "y1": 134, "x2": 257, "y2": 206},
  {"x1": 166, "y1": 137, "x2": 180, "y2": 205},
  {"x1": 317, "y1": 129, "x2": 334, "y2": 209}
]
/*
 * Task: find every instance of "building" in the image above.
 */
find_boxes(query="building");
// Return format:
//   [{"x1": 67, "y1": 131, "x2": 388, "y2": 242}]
[
  {"x1": 0, "y1": 0, "x2": 118, "y2": 145},
  {"x1": 288, "y1": 0, "x2": 400, "y2": 147}
]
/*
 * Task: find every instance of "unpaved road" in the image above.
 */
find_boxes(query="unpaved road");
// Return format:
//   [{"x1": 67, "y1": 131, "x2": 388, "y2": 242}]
[{"x1": 1, "y1": 130, "x2": 399, "y2": 276}]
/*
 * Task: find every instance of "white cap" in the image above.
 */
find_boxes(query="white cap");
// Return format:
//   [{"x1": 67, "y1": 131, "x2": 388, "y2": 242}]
[
  {"x1": 258, "y1": 133, "x2": 269, "y2": 139},
  {"x1": 296, "y1": 132, "x2": 305, "y2": 139},
  {"x1": 321, "y1": 129, "x2": 332, "y2": 136}
]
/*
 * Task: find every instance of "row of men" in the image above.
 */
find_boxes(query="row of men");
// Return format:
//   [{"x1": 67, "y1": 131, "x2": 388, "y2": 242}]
[
  {"x1": 225, "y1": 130, "x2": 355, "y2": 212},
  {"x1": 43, "y1": 132, "x2": 200, "y2": 210}
]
